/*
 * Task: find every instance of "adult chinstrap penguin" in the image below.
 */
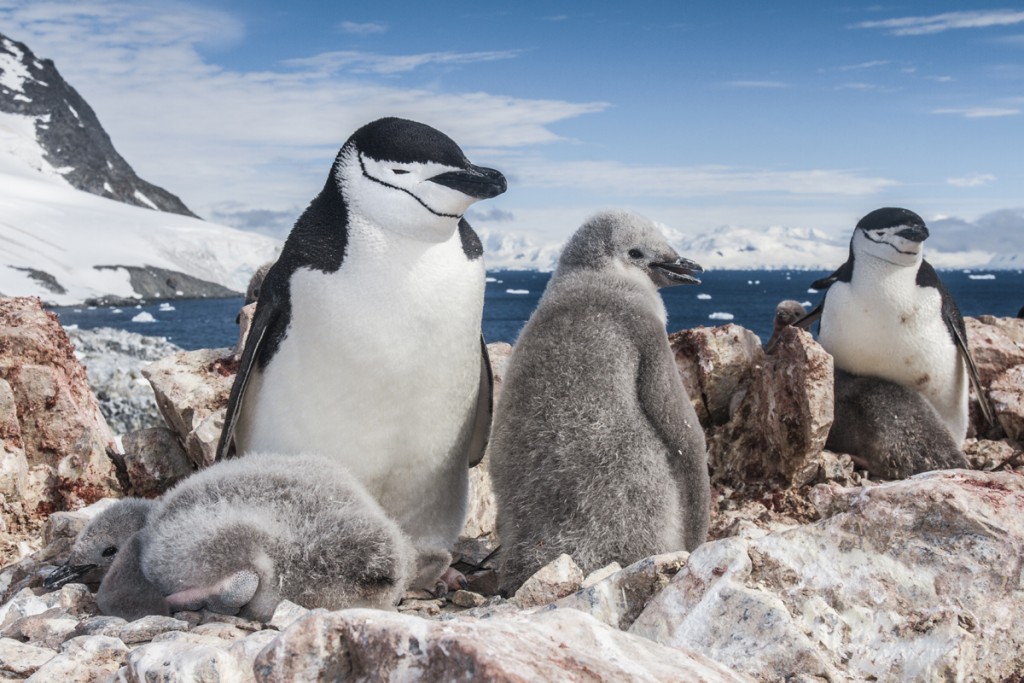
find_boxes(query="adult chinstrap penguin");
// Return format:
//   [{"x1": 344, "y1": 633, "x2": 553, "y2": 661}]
[
  {"x1": 46, "y1": 453, "x2": 416, "y2": 621},
  {"x1": 215, "y1": 117, "x2": 506, "y2": 595},
  {"x1": 796, "y1": 207, "x2": 992, "y2": 444},
  {"x1": 488, "y1": 209, "x2": 711, "y2": 595}
]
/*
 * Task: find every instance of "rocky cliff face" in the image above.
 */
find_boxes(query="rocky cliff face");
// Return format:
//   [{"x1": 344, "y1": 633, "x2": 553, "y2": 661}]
[{"x1": 0, "y1": 32, "x2": 196, "y2": 218}]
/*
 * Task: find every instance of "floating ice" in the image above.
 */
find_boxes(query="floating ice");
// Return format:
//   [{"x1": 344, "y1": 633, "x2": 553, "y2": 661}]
[
  {"x1": 131, "y1": 311, "x2": 156, "y2": 323},
  {"x1": 709, "y1": 312, "x2": 735, "y2": 321},
  {"x1": 159, "y1": 302, "x2": 175, "y2": 311},
  {"x1": 697, "y1": 293, "x2": 712, "y2": 300},
  {"x1": 968, "y1": 274, "x2": 996, "y2": 280},
  {"x1": 807, "y1": 288, "x2": 818, "y2": 294},
  {"x1": 486, "y1": 277, "x2": 498, "y2": 283},
  {"x1": 506, "y1": 289, "x2": 530, "y2": 295}
]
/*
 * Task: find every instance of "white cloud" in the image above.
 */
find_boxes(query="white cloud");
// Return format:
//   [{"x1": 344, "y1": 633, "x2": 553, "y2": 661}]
[
  {"x1": 284, "y1": 49, "x2": 523, "y2": 75},
  {"x1": 339, "y1": 21, "x2": 388, "y2": 35},
  {"x1": 947, "y1": 173, "x2": 997, "y2": 188},
  {"x1": 836, "y1": 60, "x2": 890, "y2": 71},
  {"x1": 853, "y1": 10, "x2": 1024, "y2": 36},
  {"x1": 932, "y1": 107, "x2": 1021, "y2": 118}
]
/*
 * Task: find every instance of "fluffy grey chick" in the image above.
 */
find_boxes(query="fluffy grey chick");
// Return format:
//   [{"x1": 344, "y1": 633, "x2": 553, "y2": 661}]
[
  {"x1": 44, "y1": 499, "x2": 167, "y2": 620},
  {"x1": 47, "y1": 453, "x2": 416, "y2": 621},
  {"x1": 489, "y1": 209, "x2": 711, "y2": 595},
  {"x1": 765, "y1": 299, "x2": 806, "y2": 350},
  {"x1": 829, "y1": 368, "x2": 969, "y2": 480}
]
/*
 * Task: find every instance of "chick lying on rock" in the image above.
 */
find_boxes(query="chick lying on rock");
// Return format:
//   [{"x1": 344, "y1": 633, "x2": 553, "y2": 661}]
[{"x1": 46, "y1": 452, "x2": 416, "y2": 621}]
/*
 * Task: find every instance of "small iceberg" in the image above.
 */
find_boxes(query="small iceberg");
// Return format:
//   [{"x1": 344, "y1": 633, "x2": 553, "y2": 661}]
[
  {"x1": 709, "y1": 312, "x2": 735, "y2": 321},
  {"x1": 697, "y1": 293, "x2": 712, "y2": 300},
  {"x1": 506, "y1": 289, "x2": 530, "y2": 295},
  {"x1": 800, "y1": 301, "x2": 813, "y2": 308},
  {"x1": 968, "y1": 274, "x2": 996, "y2": 280},
  {"x1": 111, "y1": 308, "x2": 123, "y2": 314},
  {"x1": 486, "y1": 277, "x2": 498, "y2": 283},
  {"x1": 807, "y1": 288, "x2": 818, "y2": 294},
  {"x1": 159, "y1": 302, "x2": 176, "y2": 312},
  {"x1": 132, "y1": 312, "x2": 156, "y2": 323}
]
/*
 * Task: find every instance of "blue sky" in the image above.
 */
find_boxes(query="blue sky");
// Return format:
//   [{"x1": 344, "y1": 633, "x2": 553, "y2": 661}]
[{"x1": 0, "y1": 1, "x2": 1021, "y2": 247}]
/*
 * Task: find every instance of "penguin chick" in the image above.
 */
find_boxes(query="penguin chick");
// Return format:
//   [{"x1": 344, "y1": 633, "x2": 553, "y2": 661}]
[
  {"x1": 216, "y1": 117, "x2": 506, "y2": 594},
  {"x1": 829, "y1": 368, "x2": 969, "y2": 480},
  {"x1": 142, "y1": 452, "x2": 416, "y2": 621},
  {"x1": 489, "y1": 209, "x2": 711, "y2": 595},
  {"x1": 765, "y1": 299, "x2": 807, "y2": 350}
]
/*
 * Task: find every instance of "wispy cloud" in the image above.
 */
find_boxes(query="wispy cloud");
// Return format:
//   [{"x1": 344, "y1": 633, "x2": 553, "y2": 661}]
[
  {"x1": 948, "y1": 173, "x2": 997, "y2": 187},
  {"x1": 285, "y1": 49, "x2": 523, "y2": 75},
  {"x1": 724, "y1": 80, "x2": 789, "y2": 88},
  {"x1": 837, "y1": 60, "x2": 890, "y2": 71},
  {"x1": 926, "y1": 75, "x2": 954, "y2": 82},
  {"x1": 338, "y1": 21, "x2": 388, "y2": 35},
  {"x1": 853, "y1": 10, "x2": 1024, "y2": 36},
  {"x1": 933, "y1": 107, "x2": 1021, "y2": 118}
]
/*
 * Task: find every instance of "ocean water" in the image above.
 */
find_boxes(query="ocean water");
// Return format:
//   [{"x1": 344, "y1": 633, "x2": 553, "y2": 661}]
[{"x1": 48, "y1": 269, "x2": 1023, "y2": 351}]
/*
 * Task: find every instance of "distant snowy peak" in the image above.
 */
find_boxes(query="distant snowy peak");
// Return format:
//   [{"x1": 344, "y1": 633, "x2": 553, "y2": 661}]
[
  {"x1": 478, "y1": 229, "x2": 562, "y2": 272},
  {"x1": 674, "y1": 224, "x2": 849, "y2": 270},
  {"x1": 0, "y1": 32, "x2": 196, "y2": 217}
]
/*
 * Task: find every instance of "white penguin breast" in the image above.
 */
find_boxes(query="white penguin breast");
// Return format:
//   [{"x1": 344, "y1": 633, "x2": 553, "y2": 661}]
[
  {"x1": 241, "y1": 224, "x2": 484, "y2": 491},
  {"x1": 818, "y1": 269, "x2": 968, "y2": 441}
]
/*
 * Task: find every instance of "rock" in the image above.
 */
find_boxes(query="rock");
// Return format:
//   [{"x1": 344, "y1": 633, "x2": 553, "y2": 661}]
[
  {"x1": 192, "y1": 622, "x2": 250, "y2": 642},
  {"x1": 114, "y1": 427, "x2": 194, "y2": 497},
  {"x1": 461, "y1": 457, "x2": 496, "y2": 539},
  {"x1": 966, "y1": 316, "x2": 1024, "y2": 385},
  {"x1": 72, "y1": 615, "x2": 128, "y2": 638},
  {"x1": 670, "y1": 324, "x2": 763, "y2": 426},
  {"x1": 27, "y1": 634, "x2": 128, "y2": 682},
  {"x1": 513, "y1": 553, "x2": 584, "y2": 609},
  {"x1": 989, "y1": 364, "x2": 1024, "y2": 441},
  {"x1": 266, "y1": 601, "x2": 309, "y2": 632},
  {"x1": 0, "y1": 298, "x2": 121, "y2": 566},
  {"x1": 963, "y1": 438, "x2": 1023, "y2": 472},
  {"x1": 709, "y1": 326, "x2": 834, "y2": 487},
  {"x1": 233, "y1": 302, "x2": 257, "y2": 358},
  {"x1": 0, "y1": 637, "x2": 56, "y2": 676},
  {"x1": 556, "y1": 552, "x2": 688, "y2": 630},
  {"x1": 64, "y1": 326, "x2": 182, "y2": 435},
  {"x1": 115, "y1": 638, "x2": 249, "y2": 683},
  {"x1": 253, "y1": 607, "x2": 749, "y2": 682},
  {"x1": 581, "y1": 561, "x2": 622, "y2": 588},
  {"x1": 450, "y1": 590, "x2": 486, "y2": 608},
  {"x1": 142, "y1": 347, "x2": 235, "y2": 468},
  {"x1": 0, "y1": 588, "x2": 49, "y2": 630},
  {"x1": 117, "y1": 614, "x2": 191, "y2": 644},
  {"x1": 1, "y1": 606, "x2": 79, "y2": 649},
  {"x1": 630, "y1": 470, "x2": 1024, "y2": 681},
  {"x1": 485, "y1": 341, "x2": 513, "y2": 401}
]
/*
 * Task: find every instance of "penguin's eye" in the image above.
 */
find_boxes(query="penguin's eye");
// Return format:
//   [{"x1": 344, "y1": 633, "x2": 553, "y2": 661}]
[
  {"x1": 628, "y1": 249, "x2": 644, "y2": 259},
  {"x1": 392, "y1": 169, "x2": 410, "y2": 175},
  {"x1": 101, "y1": 546, "x2": 117, "y2": 558}
]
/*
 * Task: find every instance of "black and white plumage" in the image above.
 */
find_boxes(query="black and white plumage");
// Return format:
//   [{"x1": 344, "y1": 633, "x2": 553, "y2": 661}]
[
  {"x1": 488, "y1": 210, "x2": 711, "y2": 595},
  {"x1": 215, "y1": 118, "x2": 506, "y2": 592},
  {"x1": 45, "y1": 453, "x2": 415, "y2": 621},
  {"x1": 829, "y1": 369, "x2": 969, "y2": 480},
  {"x1": 797, "y1": 207, "x2": 992, "y2": 445}
]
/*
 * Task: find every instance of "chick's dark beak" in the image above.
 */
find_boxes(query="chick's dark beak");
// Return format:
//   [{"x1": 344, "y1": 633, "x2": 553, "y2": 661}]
[
  {"x1": 652, "y1": 257, "x2": 703, "y2": 285},
  {"x1": 428, "y1": 165, "x2": 507, "y2": 199},
  {"x1": 44, "y1": 562, "x2": 97, "y2": 590}
]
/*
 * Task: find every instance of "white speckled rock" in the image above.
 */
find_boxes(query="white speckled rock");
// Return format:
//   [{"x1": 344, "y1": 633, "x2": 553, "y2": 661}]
[
  {"x1": 630, "y1": 470, "x2": 1024, "y2": 681},
  {"x1": 253, "y1": 608, "x2": 750, "y2": 682},
  {"x1": 27, "y1": 635, "x2": 128, "y2": 682},
  {"x1": 117, "y1": 614, "x2": 191, "y2": 644},
  {"x1": 115, "y1": 637, "x2": 250, "y2": 683},
  {"x1": 0, "y1": 637, "x2": 56, "y2": 677},
  {"x1": 513, "y1": 553, "x2": 584, "y2": 609},
  {"x1": 266, "y1": 600, "x2": 309, "y2": 633}
]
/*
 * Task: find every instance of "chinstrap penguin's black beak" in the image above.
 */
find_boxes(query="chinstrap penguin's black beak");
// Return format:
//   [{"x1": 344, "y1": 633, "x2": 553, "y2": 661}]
[
  {"x1": 895, "y1": 223, "x2": 929, "y2": 243},
  {"x1": 652, "y1": 257, "x2": 703, "y2": 285},
  {"x1": 428, "y1": 165, "x2": 507, "y2": 199},
  {"x1": 44, "y1": 562, "x2": 98, "y2": 590}
]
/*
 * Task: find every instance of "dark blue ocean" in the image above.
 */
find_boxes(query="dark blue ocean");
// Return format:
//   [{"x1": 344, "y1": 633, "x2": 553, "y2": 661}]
[{"x1": 48, "y1": 269, "x2": 1023, "y2": 351}]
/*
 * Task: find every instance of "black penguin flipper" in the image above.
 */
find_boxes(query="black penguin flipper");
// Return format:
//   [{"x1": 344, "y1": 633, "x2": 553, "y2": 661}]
[
  {"x1": 917, "y1": 260, "x2": 995, "y2": 428},
  {"x1": 216, "y1": 292, "x2": 282, "y2": 461},
  {"x1": 810, "y1": 258, "x2": 852, "y2": 292},
  {"x1": 466, "y1": 336, "x2": 493, "y2": 468},
  {"x1": 791, "y1": 302, "x2": 823, "y2": 331}
]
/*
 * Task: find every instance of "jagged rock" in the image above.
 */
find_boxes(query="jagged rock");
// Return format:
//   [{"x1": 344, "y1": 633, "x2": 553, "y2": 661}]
[
  {"x1": 709, "y1": 326, "x2": 834, "y2": 487},
  {"x1": 0, "y1": 636, "x2": 56, "y2": 677},
  {"x1": 253, "y1": 608, "x2": 749, "y2": 682},
  {"x1": 267, "y1": 600, "x2": 309, "y2": 632},
  {"x1": 0, "y1": 298, "x2": 121, "y2": 566},
  {"x1": 142, "y1": 347, "x2": 234, "y2": 468},
  {"x1": 0, "y1": 606, "x2": 79, "y2": 649},
  {"x1": 963, "y1": 438, "x2": 1023, "y2": 471},
  {"x1": 28, "y1": 634, "x2": 129, "y2": 682},
  {"x1": 73, "y1": 615, "x2": 128, "y2": 638},
  {"x1": 989, "y1": 364, "x2": 1024, "y2": 441},
  {"x1": 462, "y1": 458, "x2": 495, "y2": 540},
  {"x1": 115, "y1": 427, "x2": 194, "y2": 497},
  {"x1": 670, "y1": 324, "x2": 764, "y2": 426},
  {"x1": 0, "y1": 588, "x2": 49, "y2": 630},
  {"x1": 630, "y1": 470, "x2": 1024, "y2": 681},
  {"x1": 117, "y1": 614, "x2": 191, "y2": 644},
  {"x1": 115, "y1": 637, "x2": 248, "y2": 683},
  {"x1": 556, "y1": 551, "x2": 688, "y2": 630},
  {"x1": 581, "y1": 561, "x2": 622, "y2": 588},
  {"x1": 966, "y1": 316, "x2": 1024, "y2": 385},
  {"x1": 513, "y1": 553, "x2": 584, "y2": 609}
]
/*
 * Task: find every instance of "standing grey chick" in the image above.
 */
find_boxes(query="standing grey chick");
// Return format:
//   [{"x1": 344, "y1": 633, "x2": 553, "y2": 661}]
[
  {"x1": 489, "y1": 210, "x2": 711, "y2": 595},
  {"x1": 765, "y1": 299, "x2": 807, "y2": 350},
  {"x1": 47, "y1": 453, "x2": 416, "y2": 621}
]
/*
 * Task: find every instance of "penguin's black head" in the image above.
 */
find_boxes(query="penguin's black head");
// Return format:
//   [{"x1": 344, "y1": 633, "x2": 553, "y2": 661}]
[
  {"x1": 558, "y1": 210, "x2": 703, "y2": 290},
  {"x1": 852, "y1": 207, "x2": 929, "y2": 267},
  {"x1": 335, "y1": 117, "x2": 506, "y2": 242}
]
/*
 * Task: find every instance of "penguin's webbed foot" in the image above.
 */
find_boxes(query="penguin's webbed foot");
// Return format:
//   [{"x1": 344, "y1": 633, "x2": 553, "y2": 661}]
[{"x1": 165, "y1": 570, "x2": 260, "y2": 616}]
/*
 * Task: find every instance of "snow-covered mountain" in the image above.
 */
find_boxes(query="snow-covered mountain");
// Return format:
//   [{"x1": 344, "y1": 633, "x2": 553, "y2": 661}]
[{"x1": 0, "y1": 32, "x2": 280, "y2": 306}]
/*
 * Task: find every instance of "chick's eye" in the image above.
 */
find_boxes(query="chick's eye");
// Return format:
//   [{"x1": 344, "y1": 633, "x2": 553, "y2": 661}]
[
  {"x1": 392, "y1": 169, "x2": 410, "y2": 175},
  {"x1": 628, "y1": 249, "x2": 644, "y2": 259},
  {"x1": 101, "y1": 546, "x2": 117, "y2": 558}
]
